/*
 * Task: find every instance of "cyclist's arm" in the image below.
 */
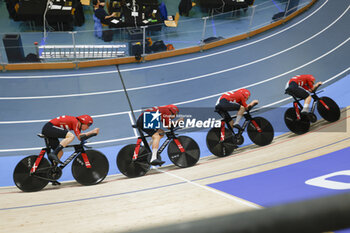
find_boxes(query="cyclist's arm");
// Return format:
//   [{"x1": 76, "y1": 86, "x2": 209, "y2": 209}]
[
  {"x1": 78, "y1": 128, "x2": 100, "y2": 140},
  {"x1": 311, "y1": 82, "x2": 323, "y2": 91},
  {"x1": 246, "y1": 100, "x2": 259, "y2": 110}
]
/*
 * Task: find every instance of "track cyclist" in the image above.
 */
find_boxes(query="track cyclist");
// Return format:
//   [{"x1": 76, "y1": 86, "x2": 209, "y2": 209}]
[
  {"x1": 42, "y1": 115, "x2": 100, "y2": 166},
  {"x1": 136, "y1": 104, "x2": 182, "y2": 166},
  {"x1": 215, "y1": 88, "x2": 259, "y2": 132},
  {"x1": 285, "y1": 74, "x2": 323, "y2": 115}
]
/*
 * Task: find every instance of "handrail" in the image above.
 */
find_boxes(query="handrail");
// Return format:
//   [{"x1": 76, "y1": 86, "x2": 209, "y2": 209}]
[{"x1": 2, "y1": 0, "x2": 317, "y2": 71}]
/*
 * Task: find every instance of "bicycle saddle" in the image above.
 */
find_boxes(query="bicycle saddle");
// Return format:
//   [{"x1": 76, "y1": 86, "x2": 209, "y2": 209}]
[
  {"x1": 37, "y1": 133, "x2": 48, "y2": 138},
  {"x1": 284, "y1": 88, "x2": 293, "y2": 95}
]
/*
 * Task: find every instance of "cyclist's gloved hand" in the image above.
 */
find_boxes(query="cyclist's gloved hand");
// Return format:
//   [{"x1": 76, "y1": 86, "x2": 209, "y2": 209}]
[{"x1": 80, "y1": 134, "x2": 87, "y2": 141}]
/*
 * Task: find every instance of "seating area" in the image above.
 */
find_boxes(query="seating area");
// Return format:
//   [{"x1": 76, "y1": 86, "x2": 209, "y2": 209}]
[
  {"x1": 5, "y1": 0, "x2": 85, "y2": 31},
  {"x1": 0, "y1": 0, "x2": 309, "y2": 63}
]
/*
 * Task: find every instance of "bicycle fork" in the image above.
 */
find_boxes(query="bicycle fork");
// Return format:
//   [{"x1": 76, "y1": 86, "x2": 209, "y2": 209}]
[{"x1": 317, "y1": 98, "x2": 330, "y2": 110}]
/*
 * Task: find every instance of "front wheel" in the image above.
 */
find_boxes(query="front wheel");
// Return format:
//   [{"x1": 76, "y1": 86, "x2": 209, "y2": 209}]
[
  {"x1": 206, "y1": 127, "x2": 236, "y2": 157},
  {"x1": 284, "y1": 107, "x2": 310, "y2": 135},
  {"x1": 317, "y1": 97, "x2": 340, "y2": 122},
  {"x1": 247, "y1": 117, "x2": 274, "y2": 146},
  {"x1": 116, "y1": 144, "x2": 151, "y2": 178},
  {"x1": 168, "y1": 136, "x2": 200, "y2": 168},
  {"x1": 13, "y1": 155, "x2": 50, "y2": 192},
  {"x1": 72, "y1": 150, "x2": 109, "y2": 186}
]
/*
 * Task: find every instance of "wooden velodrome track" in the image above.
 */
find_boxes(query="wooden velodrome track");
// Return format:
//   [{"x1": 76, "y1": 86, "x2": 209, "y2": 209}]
[{"x1": 1, "y1": 107, "x2": 349, "y2": 233}]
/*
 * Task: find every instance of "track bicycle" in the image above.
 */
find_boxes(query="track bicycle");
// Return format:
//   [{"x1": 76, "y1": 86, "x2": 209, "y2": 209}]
[
  {"x1": 117, "y1": 125, "x2": 200, "y2": 178},
  {"x1": 206, "y1": 103, "x2": 274, "y2": 157},
  {"x1": 13, "y1": 133, "x2": 109, "y2": 192},
  {"x1": 284, "y1": 85, "x2": 340, "y2": 135}
]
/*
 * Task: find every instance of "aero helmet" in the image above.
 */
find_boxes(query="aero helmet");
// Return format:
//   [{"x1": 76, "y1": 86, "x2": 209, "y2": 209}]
[
  {"x1": 309, "y1": 75, "x2": 316, "y2": 83},
  {"x1": 168, "y1": 105, "x2": 179, "y2": 115},
  {"x1": 77, "y1": 115, "x2": 93, "y2": 126},
  {"x1": 239, "y1": 88, "x2": 251, "y2": 100}
]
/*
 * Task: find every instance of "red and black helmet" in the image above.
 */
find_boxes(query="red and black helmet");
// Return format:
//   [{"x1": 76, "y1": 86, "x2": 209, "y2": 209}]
[
  {"x1": 77, "y1": 115, "x2": 93, "y2": 126},
  {"x1": 238, "y1": 88, "x2": 251, "y2": 100},
  {"x1": 309, "y1": 75, "x2": 316, "y2": 83},
  {"x1": 168, "y1": 104, "x2": 179, "y2": 115}
]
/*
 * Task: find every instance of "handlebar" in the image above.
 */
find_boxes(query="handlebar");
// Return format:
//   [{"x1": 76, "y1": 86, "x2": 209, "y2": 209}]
[
  {"x1": 159, "y1": 126, "x2": 181, "y2": 136},
  {"x1": 80, "y1": 133, "x2": 97, "y2": 142},
  {"x1": 246, "y1": 102, "x2": 258, "y2": 112},
  {"x1": 312, "y1": 83, "x2": 322, "y2": 93}
]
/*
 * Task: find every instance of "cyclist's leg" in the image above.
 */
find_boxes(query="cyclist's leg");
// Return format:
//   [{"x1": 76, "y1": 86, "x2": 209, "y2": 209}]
[
  {"x1": 294, "y1": 86, "x2": 310, "y2": 112},
  {"x1": 233, "y1": 105, "x2": 245, "y2": 130},
  {"x1": 136, "y1": 115, "x2": 164, "y2": 165},
  {"x1": 55, "y1": 132, "x2": 74, "y2": 159},
  {"x1": 302, "y1": 95, "x2": 312, "y2": 113},
  {"x1": 150, "y1": 129, "x2": 164, "y2": 159},
  {"x1": 216, "y1": 99, "x2": 241, "y2": 129},
  {"x1": 287, "y1": 82, "x2": 310, "y2": 112},
  {"x1": 42, "y1": 122, "x2": 69, "y2": 164}
]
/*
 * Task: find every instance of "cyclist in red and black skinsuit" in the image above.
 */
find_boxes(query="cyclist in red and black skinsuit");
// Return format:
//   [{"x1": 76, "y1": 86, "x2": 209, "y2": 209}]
[
  {"x1": 42, "y1": 115, "x2": 99, "y2": 166},
  {"x1": 285, "y1": 74, "x2": 322, "y2": 113},
  {"x1": 136, "y1": 104, "x2": 182, "y2": 166},
  {"x1": 215, "y1": 88, "x2": 258, "y2": 131}
]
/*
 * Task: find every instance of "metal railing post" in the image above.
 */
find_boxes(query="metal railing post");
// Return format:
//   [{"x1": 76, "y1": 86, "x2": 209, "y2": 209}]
[
  {"x1": 248, "y1": 5, "x2": 256, "y2": 37},
  {"x1": 69, "y1": 31, "x2": 77, "y2": 61},
  {"x1": 200, "y1": 16, "x2": 209, "y2": 49},
  {"x1": 69, "y1": 31, "x2": 79, "y2": 68},
  {"x1": 284, "y1": 0, "x2": 291, "y2": 18},
  {"x1": 141, "y1": 26, "x2": 147, "y2": 59},
  {"x1": 0, "y1": 49, "x2": 5, "y2": 71}
]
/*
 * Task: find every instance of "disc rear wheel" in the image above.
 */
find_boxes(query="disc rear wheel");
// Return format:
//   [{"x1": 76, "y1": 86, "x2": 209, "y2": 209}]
[
  {"x1": 206, "y1": 127, "x2": 236, "y2": 157},
  {"x1": 117, "y1": 144, "x2": 151, "y2": 178},
  {"x1": 284, "y1": 107, "x2": 310, "y2": 135},
  {"x1": 13, "y1": 155, "x2": 50, "y2": 192}
]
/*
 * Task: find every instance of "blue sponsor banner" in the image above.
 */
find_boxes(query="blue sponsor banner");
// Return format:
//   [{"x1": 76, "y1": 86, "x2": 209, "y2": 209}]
[{"x1": 208, "y1": 146, "x2": 350, "y2": 207}]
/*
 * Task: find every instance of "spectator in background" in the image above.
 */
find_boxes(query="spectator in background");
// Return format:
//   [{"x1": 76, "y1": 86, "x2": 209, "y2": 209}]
[
  {"x1": 93, "y1": 0, "x2": 117, "y2": 25},
  {"x1": 179, "y1": 0, "x2": 192, "y2": 16}
]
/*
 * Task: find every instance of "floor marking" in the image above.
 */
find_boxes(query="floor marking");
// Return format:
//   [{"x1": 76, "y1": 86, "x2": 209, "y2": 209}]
[
  {"x1": 155, "y1": 167, "x2": 261, "y2": 209},
  {"x1": 0, "y1": 181, "x2": 187, "y2": 211}
]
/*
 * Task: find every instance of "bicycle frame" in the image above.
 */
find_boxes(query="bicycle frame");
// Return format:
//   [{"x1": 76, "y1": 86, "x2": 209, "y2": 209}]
[
  {"x1": 219, "y1": 109, "x2": 262, "y2": 143},
  {"x1": 132, "y1": 127, "x2": 185, "y2": 161},
  {"x1": 291, "y1": 89, "x2": 330, "y2": 120},
  {"x1": 30, "y1": 143, "x2": 92, "y2": 175}
]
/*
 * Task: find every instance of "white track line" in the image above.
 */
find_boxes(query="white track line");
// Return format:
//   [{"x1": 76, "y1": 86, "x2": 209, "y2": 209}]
[
  {"x1": 155, "y1": 167, "x2": 261, "y2": 209},
  {"x1": 0, "y1": 67, "x2": 348, "y2": 153},
  {"x1": 0, "y1": 1, "x2": 328, "y2": 80}
]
